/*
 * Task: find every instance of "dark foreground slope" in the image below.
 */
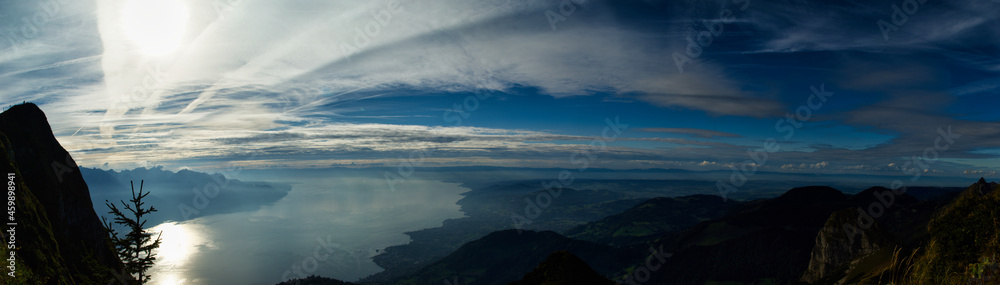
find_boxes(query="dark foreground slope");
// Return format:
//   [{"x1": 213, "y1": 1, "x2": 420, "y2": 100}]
[
  {"x1": 632, "y1": 186, "x2": 854, "y2": 284},
  {"x1": 366, "y1": 184, "x2": 643, "y2": 282},
  {"x1": 507, "y1": 251, "x2": 615, "y2": 285},
  {"x1": 0, "y1": 103, "x2": 125, "y2": 283},
  {"x1": 394, "y1": 229, "x2": 637, "y2": 285},
  {"x1": 276, "y1": 275, "x2": 359, "y2": 285},
  {"x1": 911, "y1": 178, "x2": 1000, "y2": 283},
  {"x1": 835, "y1": 178, "x2": 1000, "y2": 284},
  {"x1": 284, "y1": 180, "x2": 993, "y2": 285}
]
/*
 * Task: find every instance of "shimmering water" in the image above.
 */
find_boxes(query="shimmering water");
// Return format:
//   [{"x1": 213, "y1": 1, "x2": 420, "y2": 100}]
[{"x1": 145, "y1": 176, "x2": 467, "y2": 285}]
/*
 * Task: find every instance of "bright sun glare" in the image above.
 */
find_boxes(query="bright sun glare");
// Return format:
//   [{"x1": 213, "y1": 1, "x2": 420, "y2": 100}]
[
  {"x1": 146, "y1": 221, "x2": 203, "y2": 284},
  {"x1": 150, "y1": 222, "x2": 193, "y2": 266},
  {"x1": 121, "y1": 0, "x2": 190, "y2": 55}
]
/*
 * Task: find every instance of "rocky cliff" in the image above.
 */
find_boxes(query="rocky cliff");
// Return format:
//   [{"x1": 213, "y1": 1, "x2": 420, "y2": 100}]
[
  {"x1": 800, "y1": 208, "x2": 887, "y2": 284},
  {"x1": 0, "y1": 103, "x2": 125, "y2": 283}
]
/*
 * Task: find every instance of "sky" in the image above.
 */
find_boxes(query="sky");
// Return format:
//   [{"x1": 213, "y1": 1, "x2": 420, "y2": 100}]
[{"x1": 1, "y1": 0, "x2": 999, "y2": 180}]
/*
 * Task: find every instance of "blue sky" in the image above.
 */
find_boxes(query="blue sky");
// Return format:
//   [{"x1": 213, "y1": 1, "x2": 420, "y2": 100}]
[{"x1": 1, "y1": 0, "x2": 999, "y2": 179}]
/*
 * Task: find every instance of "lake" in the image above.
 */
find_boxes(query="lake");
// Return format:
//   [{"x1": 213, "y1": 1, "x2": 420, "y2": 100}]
[{"x1": 145, "y1": 176, "x2": 468, "y2": 284}]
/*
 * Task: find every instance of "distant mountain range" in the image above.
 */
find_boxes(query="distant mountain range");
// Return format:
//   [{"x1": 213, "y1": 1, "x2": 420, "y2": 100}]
[
  {"x1": 82, "y1": 166, "x2": 292, "y2": 226},
  {"x1": 3, "y1": 103, "x2": 997, "y2": 284},
  {"x1": 279, "y1": 176, "x2": 997, "y2": 284},
  {"x1": 348, "y1": 181, "x2": 996, "y2": 284},
  {"x1": 564, "y1": 194, "x2": 738, "y2": 247}
]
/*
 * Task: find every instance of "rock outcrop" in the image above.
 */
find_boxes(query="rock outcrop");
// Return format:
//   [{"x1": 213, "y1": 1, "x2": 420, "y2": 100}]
[
  {"x1": 0, "y1": 103, "x2": 125, "y2": 283},
  {"x1": 800, "y1": 208, "x2": 886, "y2": 284}
]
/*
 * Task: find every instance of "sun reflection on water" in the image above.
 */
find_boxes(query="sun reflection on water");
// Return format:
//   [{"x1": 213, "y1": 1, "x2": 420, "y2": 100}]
[
  {"x1": 132, "y1": 177, "x2": 468, "y2": 284},
  {"x1": 147, "y1": 221, "x2": 210, "y2": 284}
]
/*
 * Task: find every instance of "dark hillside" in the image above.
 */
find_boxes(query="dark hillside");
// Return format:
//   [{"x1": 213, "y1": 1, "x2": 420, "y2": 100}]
[{"x1": 0, "y1": 103, "x2": 125, "y2": 283}]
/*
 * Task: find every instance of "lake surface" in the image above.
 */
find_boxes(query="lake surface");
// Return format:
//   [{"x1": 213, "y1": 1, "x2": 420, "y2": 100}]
[{"x1": 145, "y1": 176, "x2": 468, "y2": 284}]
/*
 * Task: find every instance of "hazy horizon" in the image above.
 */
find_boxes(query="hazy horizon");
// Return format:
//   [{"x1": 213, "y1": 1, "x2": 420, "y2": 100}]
[
  {"x1": 2, "y1": 0, "x2": 998, "y2": 180},
  {"x1": 3, "y1": 0, "x2": 999, "y2": 283}
]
